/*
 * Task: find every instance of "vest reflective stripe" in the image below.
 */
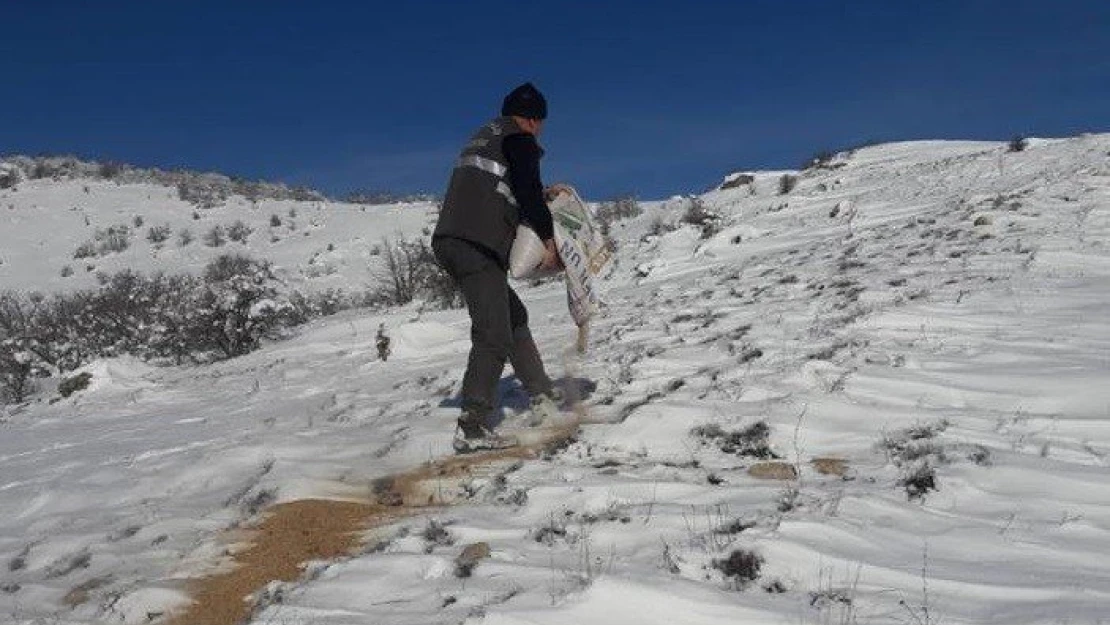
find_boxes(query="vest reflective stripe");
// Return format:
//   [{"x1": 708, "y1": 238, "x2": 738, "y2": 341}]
[
  {"x1": 495, "y1": 181, "x2": 517, "y2": 206},
  {"x1": 457, "y1": 154, "x2": 508, "y2": 178},
  {"x1": 436, "y1": 117, "x2": 526, "y2": 264},
  {"x1": 457, "y1": 154, "x2": 517, "y2": 205}
]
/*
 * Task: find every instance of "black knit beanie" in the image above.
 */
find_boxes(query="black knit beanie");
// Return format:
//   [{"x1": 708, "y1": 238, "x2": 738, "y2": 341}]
[{"x1": 501, "y1": 82, "x2": 547, "y2": 120}]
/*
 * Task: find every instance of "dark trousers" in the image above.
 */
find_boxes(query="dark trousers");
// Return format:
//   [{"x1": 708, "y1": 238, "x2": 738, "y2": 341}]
[{"x1": 432, "y1": 237, "x2": 553, "y2": 419}]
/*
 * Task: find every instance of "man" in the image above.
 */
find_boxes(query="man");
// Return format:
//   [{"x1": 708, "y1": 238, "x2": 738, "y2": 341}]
[{"x1": 432, "y1": 82, "x2": 562, "y2": 450}]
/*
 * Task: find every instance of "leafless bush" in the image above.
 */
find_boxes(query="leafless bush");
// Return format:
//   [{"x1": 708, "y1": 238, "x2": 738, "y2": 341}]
[
  {"x1": 421, "y1": 519, "x2": 456, "y2": 553},
  {"x1": 98, "y1": 225, "x2": 131, "y2": 254},
  {"x1": 0, "y1": 347, "x2": 36, "y2": 403},
  {"x1": 646, "y1": 214, "x2": 676, "y2": 238},
  {"x1": 284, "y1": 289, "x2": 347, "y2": 324},
  {"x1": 203, "y1": 254, "x2": 256, "y2": 282},
  {"x1": 289, "y1": 186, "x2": 321, "y2": 202},
  {"x1": 1, "y1": 293, "x2": 60, "y2": 401},
  {"x1": 177, "y1": 178, "x2": 229, "y2": 209},
  {"x1": 375, "y1": 237, "x2": 461, "y2": 309},
  {"x1": 0, "y1": 257, "x2": 297, "y2": 402},
  {"x1": 74, "y1": 224, "x2": 132, "y2": 258},
  {"x1": 146, "y1": 224, "x2": 172, "y2": 244},
  {"x1": 0, "y1": 165, "x2": 20, "y2": 189},
  {"x1": 343, "y1": 189, "x2": 438, "y2": 204},
  {"x1": 712, "y1": 549, "x2": 763, "y2": 589},
  {"x1": 692, "y1": 421, "x2": 780, "y2": 459},
  {"x1": 596, "y1": 195, "x2": 642, "y2": 234},
  {"x1": 203, "y1": 225, "x2": 226, "y2": 247},
  {"x1": 3, "y1": 155, "x2": 329, "y2": 204},
  {"x1": 73, "y1": 241, "x2": 98, "y2": 259},
  {"x1": 227, "y1": 220, "x2": 253, "y2": 243},
  {"x1": 57, "y1": 372, "x2": 93, "y2": 398},
  {"x1": 804, "y1": 150, "x2": 846, "y2": 171},
  {"x1": 720, "y1": 173, "x2": 754, "y2": 190},
  {"x1": 194, "y1": 255, "x2": 286, "y2": 357},
  {"x1": 879, "y1": 420, "x2": 951, "y2": 500},
  {"x1": 98, "y1": 161, "x2": 126, "y2": 179},
  {"x1": 681, "y1": 197, "x2": 721, "y2": 239},
  {"x1": 779, "y1": 174, "x2": 799, "y2": 195}
]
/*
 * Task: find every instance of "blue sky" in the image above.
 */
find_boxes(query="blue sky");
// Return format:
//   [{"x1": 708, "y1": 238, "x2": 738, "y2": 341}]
[{"x1": 2, "y1": 1, "x2": 1107, "y2": 200}]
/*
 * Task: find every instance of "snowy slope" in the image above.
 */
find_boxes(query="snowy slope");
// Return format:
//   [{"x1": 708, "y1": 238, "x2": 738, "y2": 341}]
[
  {"x1": 0, "y1": 178, "x2": 436, "y2": 294},
  {"x1": 2, "y1": 135, "x2": 1109, "y2": 624}
]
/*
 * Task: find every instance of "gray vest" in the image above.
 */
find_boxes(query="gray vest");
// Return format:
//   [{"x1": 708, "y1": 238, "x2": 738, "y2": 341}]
[{"x1": 434, "y1": 117, "x2": 524, "y2": 266}]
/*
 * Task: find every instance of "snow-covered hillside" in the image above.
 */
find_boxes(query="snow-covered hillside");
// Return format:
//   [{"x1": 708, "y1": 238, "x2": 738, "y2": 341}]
[
  {"x1": 2, "y1": 135, "x2": 1110, "y2": 624},
  {"x1": 0, "y1": 171, "x2": 435, "y2": 295}
]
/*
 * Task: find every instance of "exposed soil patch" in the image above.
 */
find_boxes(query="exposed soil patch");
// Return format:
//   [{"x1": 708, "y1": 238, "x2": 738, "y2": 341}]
[
  {"x1": 811, "y1": 457, "x2": 849, "y2": 477},
  {"x1": 747, "y1": 461, "x2": 798, "y2": 480},
  {"x1": 169, "y1": 499, "x2": 383, "y2": 625},
  {"x1": 168, "y1": 419, "x2": 580, "y2": 625}
]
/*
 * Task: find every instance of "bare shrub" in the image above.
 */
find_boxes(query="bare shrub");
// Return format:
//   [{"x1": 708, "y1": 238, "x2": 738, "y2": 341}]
[
  {"x1": 0, "y1": 347, "x2": 36, "y2": 403},
  {"x1": 290, "y1": 186, "x2": 320, "y2": 202},
  {"x1": 899, "y1": 463, "x2": 937, "y2": 500},
  {"x1": 596, "y1": 195, "x2": 642, "y2": 234},
  {"x1": 99, "y1": 161, "x2": 126, "y2": 179},
  {"x1": 720, "y1": 173, "x2": 754, "y2": 190},
  {"x1": 681, "y1": 197, "x2": 721, "y2": 239},
  {"x1": 75, "y1": 225, "x2": 132, "y2": 258},
  {"x1": 646, "y1": 214, "x2": 676, "y2": 238},
  {"x1": 194, "y1": 255, "x2": 286, "y2": 357},
  {"x1": 531, "y1": 517, "x2": 570, "y2": 546},
  {"x1": 805, "y1": 149, "x2": 849, "y2": 171},
  {"x1": 779, "y1": 174, "x2": 798, "y2": 195},
  {"x1": 146, "y1": 225, "x2": 172, "y2": 244},
  {"x1": 1008, "y1": 136, "x2": 1028, "y2": 153},
  {"x1": 73, "y1": 241, "x2": 98, "y2": 259},
  {"x1": 803, "y1": 150, "x2": 836, "y2": 170},
  {"x1": 0, "y1": 259, "x2": 292, "y2": 401},
  {"x1": 285, "y1": 289, "x2": 349, "y2": 322},
  {"x1": 879, "y1": 420, "x2": 951, "y2": 500},
  {"x1": 177, "y1": 178, "x2": 228, "y2": 209},
  {"x1": 203, "y1": 254, "x2": 257, "y2": 282},
  {"x1": 712, "y1": 549, "x2": 763, "y2": 589},
  {"x1": 375, "y1": 237, "x2": 461, "y2": 309},
  {"x1": 57, "y1": 372, "x2": 93, "y2": 398},
  {"x1": 97, "y1": 225, "x2": 131, "y2": 254},
  {"x1": 343, "y1": 189, "x2": 438, "y2": 204},
  {"x1": 376, "y1": 324, "x2": 391, "y2": 361},
  {"x1": 420, "y1": 519, "x2": 455, "y2": 553},
  {"x1": 203, "y1": 225, "x2": 226, "y2": 247},
  {"x1": 0, "y1": 165, "x2": 21, "y2": 189},
  {"x1": 692, "y1": 421, "x2": 780, "y2": 459},
  {"x1": 227, "y1": 220, "x2": 252, "y2": 243}
]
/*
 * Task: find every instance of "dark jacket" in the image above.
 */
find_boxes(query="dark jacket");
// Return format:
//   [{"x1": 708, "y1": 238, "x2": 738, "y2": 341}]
[{"x1": 434, "y1": 116, "x2": 553, "y2": 267}]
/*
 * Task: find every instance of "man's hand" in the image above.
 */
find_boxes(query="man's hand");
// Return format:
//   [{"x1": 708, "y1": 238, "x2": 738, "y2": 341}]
[
  {"x1": 540, "y1": 238, "x2": 563, "y2": 270},
  {"x1": 544, "y1": 183, "x2": 572, "y2": 202}
]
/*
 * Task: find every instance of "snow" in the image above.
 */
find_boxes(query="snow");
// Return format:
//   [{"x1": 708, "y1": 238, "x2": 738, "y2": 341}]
[
  {"x1": 2, "y1": 135, "x2": 1110, "y2": 623},
  {"x1": 0, "y1": 178, "x2": 433, "y2": 294}
]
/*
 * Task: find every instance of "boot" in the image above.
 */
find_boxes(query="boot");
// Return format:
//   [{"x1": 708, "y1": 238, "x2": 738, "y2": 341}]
[
  {"x1": 454, "y1": 410, "x2": 511, "y2": 453},
  {"x1": 527, "y1": 392, "x2": 562, "y2": 427}
]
